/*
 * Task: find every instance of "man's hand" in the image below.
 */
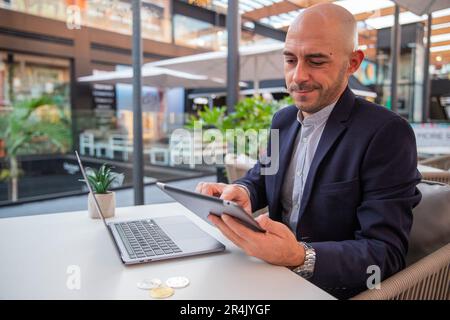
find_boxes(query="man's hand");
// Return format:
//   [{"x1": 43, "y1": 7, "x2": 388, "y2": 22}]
[
  {"x1": 195, "y1": 182, "x2": 252, "y2": 215},
  {"x1": 208, "y1": 213, "x2": 305, "y2": 267}
]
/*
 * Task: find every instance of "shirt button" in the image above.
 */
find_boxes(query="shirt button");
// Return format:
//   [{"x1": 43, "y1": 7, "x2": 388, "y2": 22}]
[
  {"x1": 302, "y1": 137, "x2": 308, "y2": 143},
  {"x1": 296, "y1": 170, "x2": 302, "y2": 177}
]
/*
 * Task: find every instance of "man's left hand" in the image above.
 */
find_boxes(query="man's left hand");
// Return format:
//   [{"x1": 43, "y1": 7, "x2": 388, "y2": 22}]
[{"x1": 208, "y1": 213, "x2": 305, "y2": 267}]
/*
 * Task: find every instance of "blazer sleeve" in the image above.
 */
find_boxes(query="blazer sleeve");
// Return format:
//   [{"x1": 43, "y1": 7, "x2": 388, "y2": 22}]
[{"x1": 309, "y1": 116, "x2": 422, "y2": 297}]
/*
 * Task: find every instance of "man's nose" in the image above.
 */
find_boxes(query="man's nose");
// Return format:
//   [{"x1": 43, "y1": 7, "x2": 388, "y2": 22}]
[{"x1": 292, "y1": 62, "x2": 310, "y2": 83}]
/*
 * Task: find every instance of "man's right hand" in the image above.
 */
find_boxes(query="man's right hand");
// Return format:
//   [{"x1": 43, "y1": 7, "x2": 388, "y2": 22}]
[{"x1": 195, "y1": 182, "x2": 252, "y2": 215}]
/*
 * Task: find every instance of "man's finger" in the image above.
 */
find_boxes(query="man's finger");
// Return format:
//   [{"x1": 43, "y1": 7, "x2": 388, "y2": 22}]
[
  {"x1": 198, "y1": 183, "x2": 226, "y2": 197},
  {"x1": 208, "y1": 214, "x2": 249, "y2": 249},
  {"x1": 219, "y1": 185, "x2": 239, "y2": 201},
  {"x1": 221, "y1": 214, "x2": 263, "y2": 241},
  {"x1": 195, "y1": 182, "x2": 204, "y2": 193},
  {"x1": 255, "y1": 214, "x2": 288, "y2": 237}
]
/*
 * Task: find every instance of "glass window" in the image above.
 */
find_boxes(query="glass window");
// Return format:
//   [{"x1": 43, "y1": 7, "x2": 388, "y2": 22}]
[{"x1": 0, "y1": 0, "x2": 172, "y2": 43}]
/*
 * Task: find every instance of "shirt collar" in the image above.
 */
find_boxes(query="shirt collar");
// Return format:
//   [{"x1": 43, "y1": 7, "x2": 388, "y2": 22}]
[{"x1": 297, "y1": 100, "x2": 338, "y2": 126}]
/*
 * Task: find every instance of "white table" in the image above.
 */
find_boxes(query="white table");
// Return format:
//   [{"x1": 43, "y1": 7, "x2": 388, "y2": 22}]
[{"x1": 0, "y1": 202, "x2": 335, "y2": 300}]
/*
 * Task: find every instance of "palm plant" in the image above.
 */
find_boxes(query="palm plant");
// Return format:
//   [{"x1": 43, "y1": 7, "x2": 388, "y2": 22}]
[{"x1": 0, "y1": 95, "x2": 71, "y2": 201}]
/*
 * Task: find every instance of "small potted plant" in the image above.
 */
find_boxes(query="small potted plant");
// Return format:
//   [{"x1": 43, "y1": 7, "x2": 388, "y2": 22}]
[{"x1": 82, "y1": 164, "x2": 123, "y2": 219}]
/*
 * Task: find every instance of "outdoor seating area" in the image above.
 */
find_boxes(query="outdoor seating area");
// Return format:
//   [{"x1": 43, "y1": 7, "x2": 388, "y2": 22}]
[
  {"x1": 0, "y1": 0, "x2": 449, "y2": 303},
  {"x1": 79, "y1": 131, "x2": 135, "y2": 161},
  {"x1": 79, "y1": 128, "x2": 228, "y2": 169}
]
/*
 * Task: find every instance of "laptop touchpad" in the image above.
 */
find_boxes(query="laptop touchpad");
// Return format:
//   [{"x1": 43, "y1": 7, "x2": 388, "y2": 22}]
[{"x1": 163, "y1": 223, "x2": 208, "y2": 240}]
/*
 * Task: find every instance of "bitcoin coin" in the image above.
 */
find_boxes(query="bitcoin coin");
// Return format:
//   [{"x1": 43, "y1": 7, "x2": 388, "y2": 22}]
[
  {"x1": 166, "y1": 276, "x2": 190, "y2": 289},
  {"x1": 137, "y1": 278, "x2": 162, "y2": 290},
  {"x1": 150, "y1": 286, "x2": 175, "y2": 299}
]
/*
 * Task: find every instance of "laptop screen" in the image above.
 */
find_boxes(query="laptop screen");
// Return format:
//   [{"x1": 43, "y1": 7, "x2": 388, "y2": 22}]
[{"x1": 74, "y1": 151, "x2": 108, "y2": 228}]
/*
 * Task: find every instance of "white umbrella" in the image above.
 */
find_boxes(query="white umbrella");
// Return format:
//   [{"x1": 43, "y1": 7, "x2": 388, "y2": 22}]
[
  {"x1": 148, "y1": 42, "x2": 285, "y2": 93},
  {"x1": 392, "y1": 0, "x2": 450, "y2": 15},
  {"x1": 77, "y1": 66, "x2": 228, "y2": 88},
  {"x1": 150, "y1": 42, "x2": 376, "y2": 97}
]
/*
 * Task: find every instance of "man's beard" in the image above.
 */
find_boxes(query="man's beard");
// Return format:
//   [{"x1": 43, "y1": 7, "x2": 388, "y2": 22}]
[{"x1": 288, "y1": 64, "x2": 348, "y2": 114}]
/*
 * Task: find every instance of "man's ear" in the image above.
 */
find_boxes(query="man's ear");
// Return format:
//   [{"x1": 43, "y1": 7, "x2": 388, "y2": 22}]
[{"x1": 348, "y1": 50, "x2": 365, "y2": 74}]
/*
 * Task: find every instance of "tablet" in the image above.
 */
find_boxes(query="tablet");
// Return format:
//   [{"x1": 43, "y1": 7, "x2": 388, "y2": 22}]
[{"x1": 156, "y1": 182, "x2": 265, "y2": 233}]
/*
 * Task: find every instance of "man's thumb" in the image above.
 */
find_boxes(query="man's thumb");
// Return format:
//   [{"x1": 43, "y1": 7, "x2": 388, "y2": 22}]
[{"x1": 256, "y1": 214, "x2": 280, "y2": 233}]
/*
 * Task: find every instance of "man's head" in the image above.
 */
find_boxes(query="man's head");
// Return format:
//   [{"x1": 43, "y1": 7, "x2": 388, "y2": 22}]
[{"x1": 284, "y1": 3, "x2": 364, "y2": 115}]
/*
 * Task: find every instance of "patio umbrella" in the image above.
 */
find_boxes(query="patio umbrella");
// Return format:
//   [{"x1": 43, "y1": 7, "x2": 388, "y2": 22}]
[
  {"x1": 150, "y1": 42, "x2": 376, "y2": 98},
  {"x1": 148, "y1": 42, "x2": 285, "y2": 93},
  {"x1": 77, "y1": 66, "x2": 227, "y2": 88},
  {"x1": 391, "y1": 0, "x2": 450, "y2": 16}
]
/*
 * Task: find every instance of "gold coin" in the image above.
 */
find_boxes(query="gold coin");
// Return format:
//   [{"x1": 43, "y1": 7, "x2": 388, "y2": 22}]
[{"x1": 150, "y1": 286, "x2": 174, "y2": 299}]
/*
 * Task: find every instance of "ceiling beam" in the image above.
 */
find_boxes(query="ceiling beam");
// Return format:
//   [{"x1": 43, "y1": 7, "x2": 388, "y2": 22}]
[
  {"x1": 431, "y1": 39, "x2": 450, "y2": 47},
  {"x1": 173, "y1": 0, "x2": 286, "y2": 41},
  {"x1": 432, "y1": 27, "x2": 450, "y2": 36},
  {"x1": 430, "y1": 51, "x2": 450, "y2": 64},
  {"x1": 288, "y1": 0, "x2": 333, "y2": 8},
  {"x1": 432, "y1": 15, "x2": 450, "y2": 26},
  {"x1": 353, "y1": 6, "x2": 406, "y2": 21},
  {"x1": 242, "y1": 1, "x2": 301, "y2": 21}
]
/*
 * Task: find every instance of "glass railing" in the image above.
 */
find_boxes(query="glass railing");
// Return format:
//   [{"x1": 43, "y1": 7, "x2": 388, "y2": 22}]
[{"x1": 0, "y1": 109, "x2": 222, "y2": 206}]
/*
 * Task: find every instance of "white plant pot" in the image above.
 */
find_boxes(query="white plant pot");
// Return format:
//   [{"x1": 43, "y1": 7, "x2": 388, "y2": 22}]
[{"x1": 88, "y1": 191, "x2": 115, "y2": 219}]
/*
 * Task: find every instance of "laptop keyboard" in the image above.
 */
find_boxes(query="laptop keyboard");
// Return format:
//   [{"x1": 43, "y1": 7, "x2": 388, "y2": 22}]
[{"x1": 115, "y1": 219, "x2": 182, "y2": 259}]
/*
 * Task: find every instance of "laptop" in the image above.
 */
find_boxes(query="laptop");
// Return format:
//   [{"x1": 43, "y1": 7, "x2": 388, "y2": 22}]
[{"x1": 75, "y1": 151, "x2": 225, "y2": 265}]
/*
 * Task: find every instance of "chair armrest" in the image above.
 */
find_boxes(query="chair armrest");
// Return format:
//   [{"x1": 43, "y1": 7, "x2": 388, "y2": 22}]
[{"x1": 351, "y1": 244, "x2": 450, "y2": 300}]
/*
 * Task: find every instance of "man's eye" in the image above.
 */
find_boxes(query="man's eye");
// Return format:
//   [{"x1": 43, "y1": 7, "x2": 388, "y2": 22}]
[
  {"x1": 285, "y1": 59, "x2": 296, "y2": 64},
  {"x1": 310, "y1": 61, "x2": 325, "y2": 66}
]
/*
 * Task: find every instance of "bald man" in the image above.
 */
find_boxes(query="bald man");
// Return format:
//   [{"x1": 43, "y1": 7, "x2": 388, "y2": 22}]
[{"x1": 196, "y1": 3, "x2": 421, "y2": 299}]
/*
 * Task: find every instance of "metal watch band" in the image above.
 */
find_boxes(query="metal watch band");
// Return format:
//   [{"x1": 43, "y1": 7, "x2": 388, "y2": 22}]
[{"x1": 292, "y1": 242, "x2": 316, "y2": 279}]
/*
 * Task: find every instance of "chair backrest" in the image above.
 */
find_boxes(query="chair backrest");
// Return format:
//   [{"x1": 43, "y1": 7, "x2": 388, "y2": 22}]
[
  {"x1": 421, "y1": 172, "x2": 450, "y2": 185},
  {"x1": 109, "y1": 134, "x2": 131, "y2": 148},
  {"x1": 351, "y1": 181, "x2": 450, "y2": 300},
  {"x1": 80, "y1": 132, "x2": 94, "y2": 144},
  {"x1": 224, "y1": 154, "x2": 257, "y2": 183},
  {"x1": 407, "y1": 181, "x2": 450, "y2": 265},
  {"x1": 420, "y1": 155, "x2": 450, "y2": 171},
  {"x1": 351, "y1": 244, "x2": 450, "y2": 300}
]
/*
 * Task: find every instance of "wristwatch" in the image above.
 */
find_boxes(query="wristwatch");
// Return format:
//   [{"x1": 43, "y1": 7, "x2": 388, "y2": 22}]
[{"x1": 291, "y1": 242, "x2": 316, "y2": 279}]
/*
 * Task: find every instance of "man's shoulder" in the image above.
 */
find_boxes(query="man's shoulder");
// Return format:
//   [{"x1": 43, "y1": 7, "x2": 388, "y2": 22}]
[{"x1": 352, "y1": 97, "x2": 411, "y2": 131}]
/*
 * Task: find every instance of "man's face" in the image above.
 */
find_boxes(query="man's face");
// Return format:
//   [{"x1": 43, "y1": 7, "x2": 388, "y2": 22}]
[{"x1": 283, "y1": 24, "x2": 355, "y2": 114}]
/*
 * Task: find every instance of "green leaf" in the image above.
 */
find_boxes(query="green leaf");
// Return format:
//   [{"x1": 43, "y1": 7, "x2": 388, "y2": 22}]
[
  {"x1": 82, "y1": 163, "x2": 121, "y2": 193},
  {"x1": 185, "y1": 95, "x2": 291, "y2": 157}
]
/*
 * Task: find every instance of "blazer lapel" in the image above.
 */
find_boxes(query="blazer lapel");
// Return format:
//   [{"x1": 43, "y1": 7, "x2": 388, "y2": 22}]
[
  {"x1": 270, "y1": 116, "x2": 300, "y2": 222},
  {"x1": 296, "y1": 87, "x2": 356, "y2": 229}
]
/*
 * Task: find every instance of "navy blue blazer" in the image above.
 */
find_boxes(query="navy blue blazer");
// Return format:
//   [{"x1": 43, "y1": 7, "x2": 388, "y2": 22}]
[{"x1": 235, "y1": 87, "x2": 422, "y2": 299}]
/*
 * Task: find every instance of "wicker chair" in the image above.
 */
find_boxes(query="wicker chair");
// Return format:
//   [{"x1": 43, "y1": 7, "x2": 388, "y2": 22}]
[
  {"x1": 224, "y1": 154, "x2": 256, "y2": 183},
  {"x1": 419, "y1": 155, "x2": 450, "y2": 171},
  {"x1": 352, "y1": 181, "x2": 450, "y2": 300},
  {"x1": 351, "y1": 244, "x2": 450, "y2": 300},
  {"x1": 421, "y1": 172, "x2": 450, "y2": 185}
]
